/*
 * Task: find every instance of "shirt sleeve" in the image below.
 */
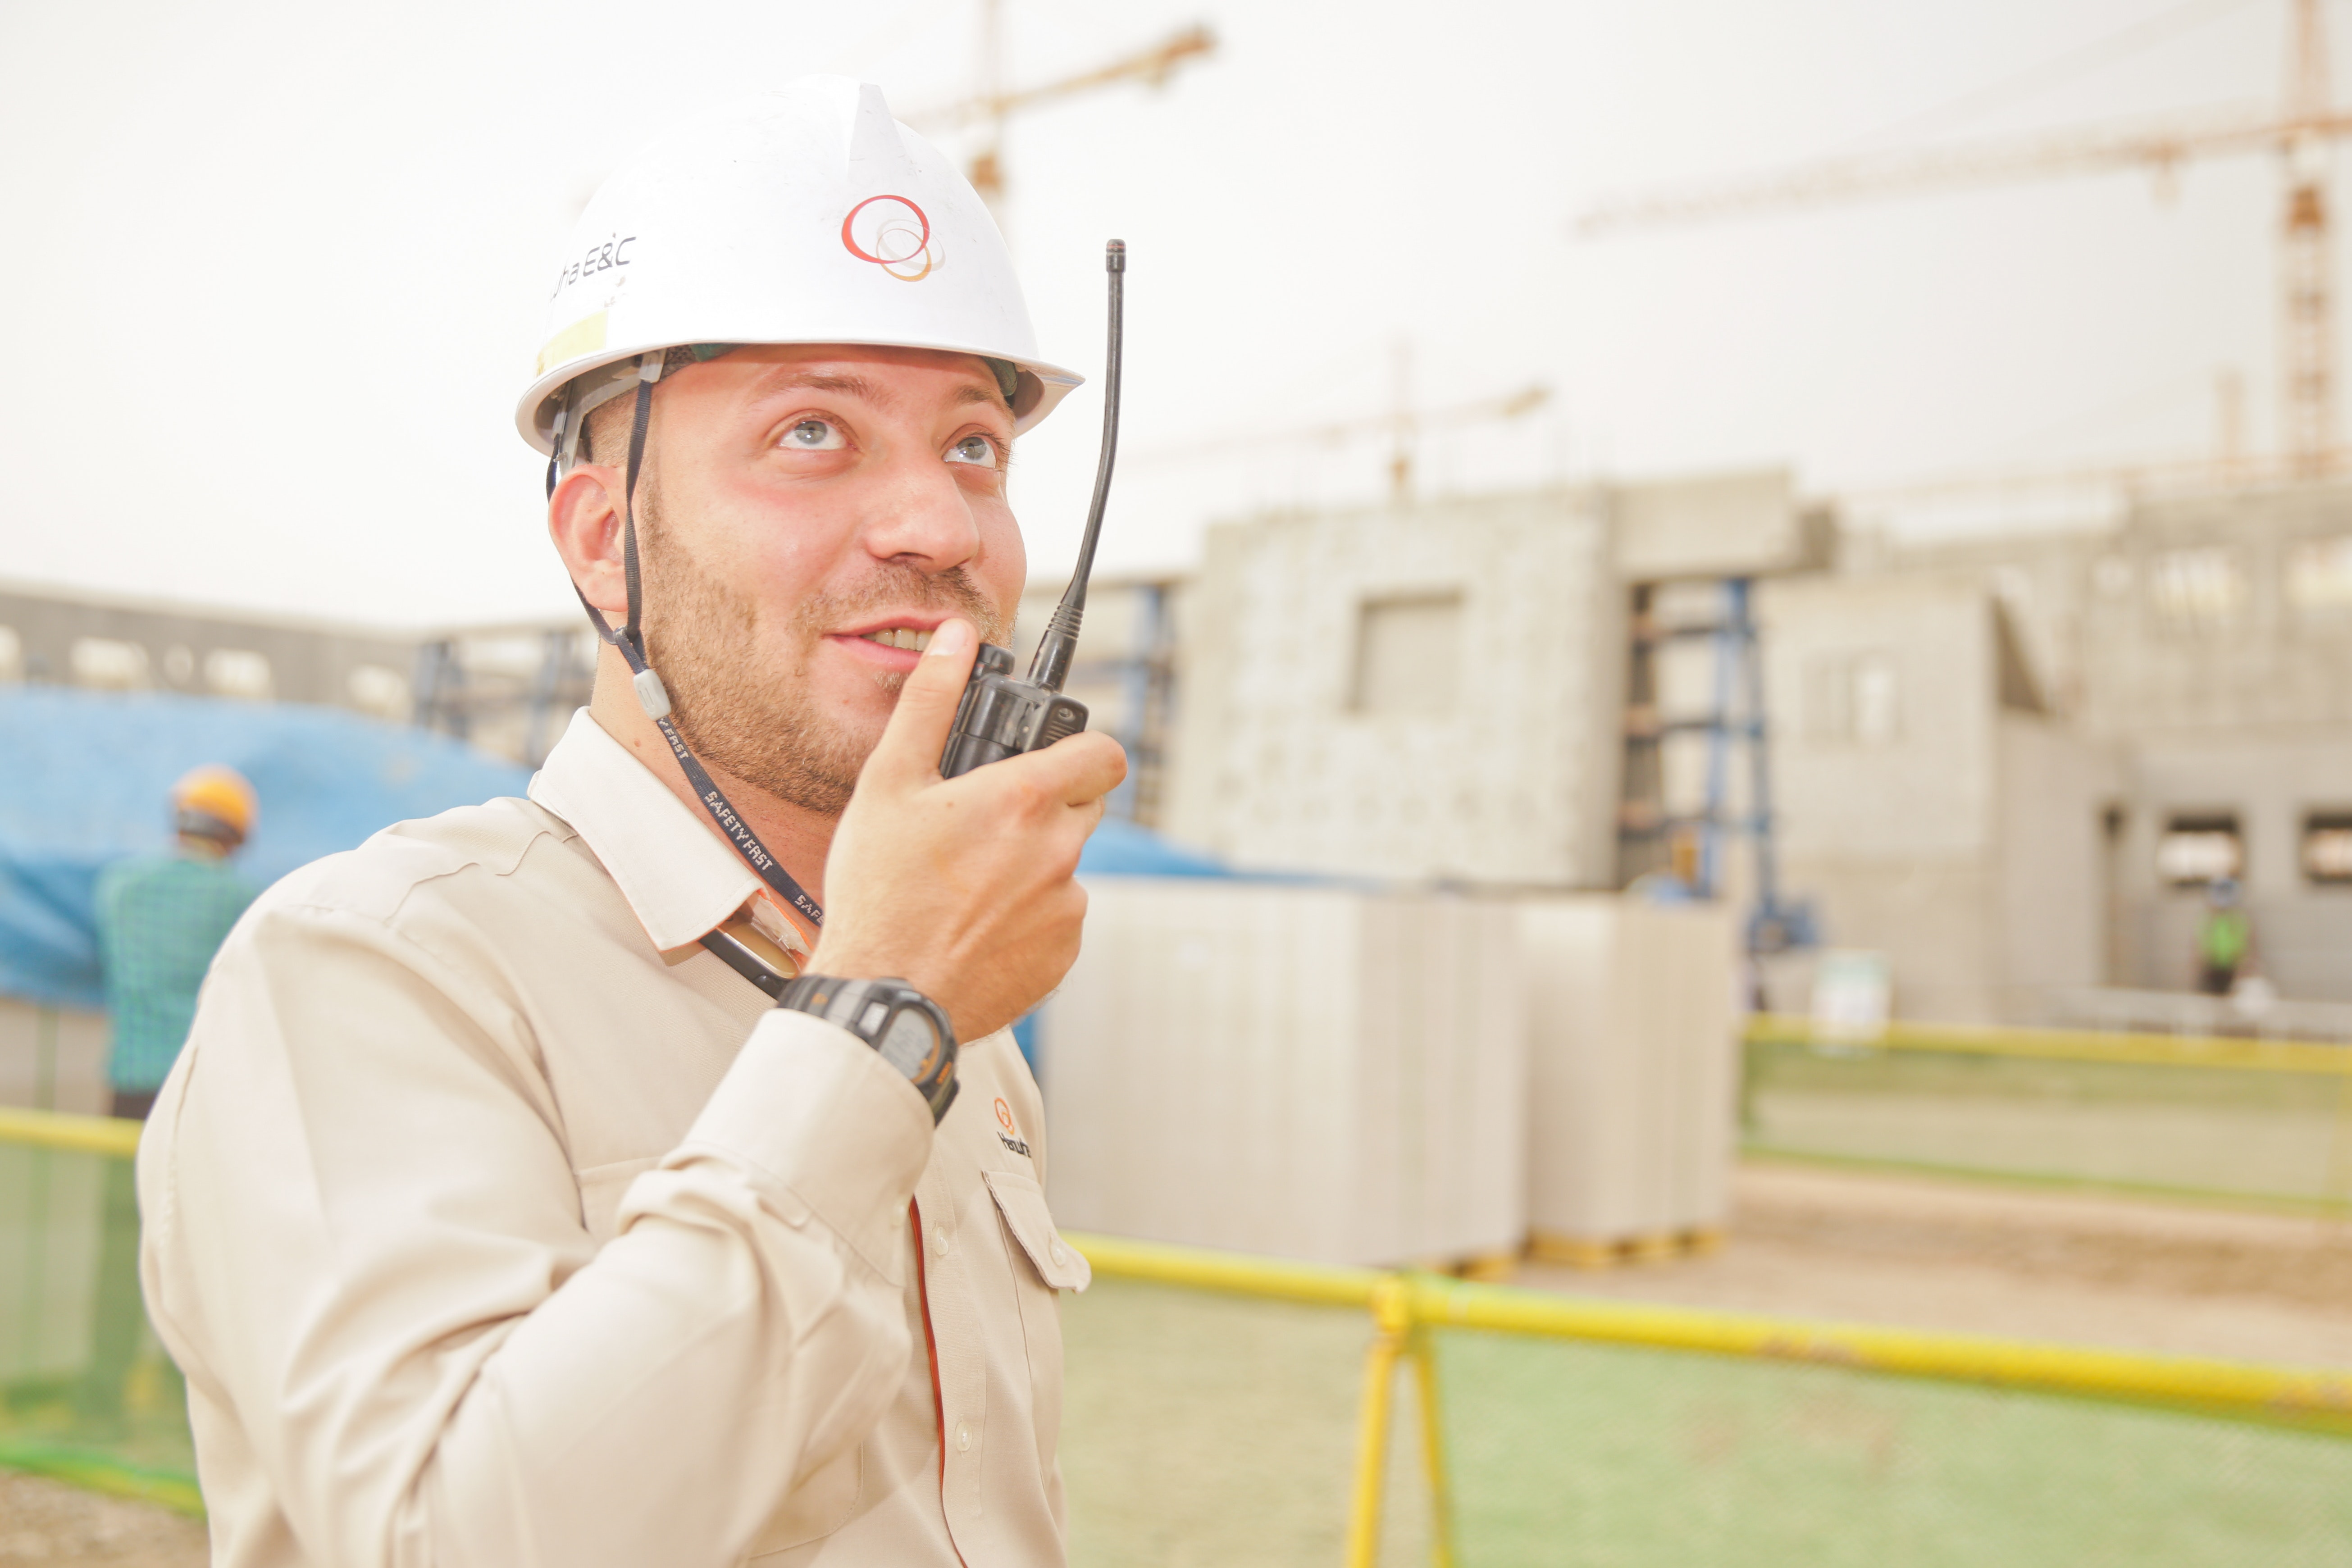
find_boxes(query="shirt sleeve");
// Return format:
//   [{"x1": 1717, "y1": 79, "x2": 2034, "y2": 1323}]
[{"x1": 139, "y1": 897, "x2": 933, "y2": 1568}]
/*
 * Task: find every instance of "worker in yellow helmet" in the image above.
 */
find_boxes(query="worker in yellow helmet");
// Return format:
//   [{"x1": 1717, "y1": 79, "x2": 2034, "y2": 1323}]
[
  {"x1": 97, "y1": 765, "x2": 259, "y2": 1120},
  {"x1": 78, "y1": 764, "x2": 259, "y2": 1432}
]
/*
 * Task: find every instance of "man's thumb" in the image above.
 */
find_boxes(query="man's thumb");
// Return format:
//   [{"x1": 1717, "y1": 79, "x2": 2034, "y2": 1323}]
[{"x1": 867, "y1": 618, "x2": 979, "y2": 786}]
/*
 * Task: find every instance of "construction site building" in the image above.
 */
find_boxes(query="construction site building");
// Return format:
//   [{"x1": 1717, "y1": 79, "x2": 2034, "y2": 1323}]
[
  {"x1": 1147, "y1": 470, "x2": 2352, "y2": 1024},
  {"x1": 0, "y1": 579, "x2": 593, "y2": 767},
  {"x1": 1832, "y1": 478, "x2": 2352, "y2": 1011}
]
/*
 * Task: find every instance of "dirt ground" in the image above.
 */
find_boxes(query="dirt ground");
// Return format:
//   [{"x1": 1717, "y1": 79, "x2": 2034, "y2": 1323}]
[
  {"x1": 1522, "y1": 1160, "x2": 2352, "y2": 1367},
  {"x1": 0, "y1": 1473, "x2": 205, "y2": 1568},
  {"x1": 12, "y1": 1160, "x2": 2347, "y2": 1561}
]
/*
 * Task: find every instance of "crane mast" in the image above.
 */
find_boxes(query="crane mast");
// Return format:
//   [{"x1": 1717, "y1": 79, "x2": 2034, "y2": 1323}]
[
  {"x1": 1579, "y1": 0, "x2": 2345, "y2": 475},
  {"x1": 910, "y1": 12, "x2": 1216, "y2": 224},
  {"x1": 2282, "y1": 0, "x2": 2335, "y2": 467}
]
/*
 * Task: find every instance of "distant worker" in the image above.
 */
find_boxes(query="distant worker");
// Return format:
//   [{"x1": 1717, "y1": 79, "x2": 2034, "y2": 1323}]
[
  {"x1": 79, "y1": 764, "x2": 259, "y2": 1430},
  {"x1": 93, "y1": 765, "x2": 260, "y2": 1120},
  {"x1": 2196, "y1": 876, "x2": 2252, "y2": 997}
]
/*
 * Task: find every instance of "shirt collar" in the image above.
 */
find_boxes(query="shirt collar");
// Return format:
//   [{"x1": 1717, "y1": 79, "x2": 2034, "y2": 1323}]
[{"x1": 529, "y1": 708, "x2": 808, "y2": 958}]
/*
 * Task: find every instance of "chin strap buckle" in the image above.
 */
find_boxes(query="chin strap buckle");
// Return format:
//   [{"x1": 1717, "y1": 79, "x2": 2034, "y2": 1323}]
[{"x1": 632, "y1": 666, "x2": 672, "y2": 720}]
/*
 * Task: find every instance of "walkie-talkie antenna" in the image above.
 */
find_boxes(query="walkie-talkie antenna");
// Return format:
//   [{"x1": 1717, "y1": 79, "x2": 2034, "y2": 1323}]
[{"x1": 1026, "y1": 238, "x2": 1125, "y2": 693}]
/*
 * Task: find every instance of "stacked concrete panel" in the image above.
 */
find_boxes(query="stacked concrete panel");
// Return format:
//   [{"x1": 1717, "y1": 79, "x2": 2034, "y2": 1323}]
[
  {"x1": 1160, "y1": 489, "x2": 1627, "y2": 886},
  {"x1": 1519, "y1": 897, "x2": 1739, "y2": 1261},
  {"x1": 1039, "y1": 879, "x2": 1526, "y2": 1268}
]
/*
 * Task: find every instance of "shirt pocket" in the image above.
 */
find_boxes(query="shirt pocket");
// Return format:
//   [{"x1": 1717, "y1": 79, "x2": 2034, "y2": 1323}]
[
  {"x1": 984, "y1": 1169, "x2": 1089, "y2": 1291},
  {"x1": 573, "y1": 1154, "x2": 661, "y2": 1247}
]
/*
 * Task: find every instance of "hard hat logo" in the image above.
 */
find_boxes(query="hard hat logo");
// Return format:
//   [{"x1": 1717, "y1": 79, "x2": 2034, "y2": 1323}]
[
  {"x1": 516, "y1": 77, "x2": 1083, "y2": 455},
  {"x1": 840, "y1": 195, "x2": 939, "y2": 283}
]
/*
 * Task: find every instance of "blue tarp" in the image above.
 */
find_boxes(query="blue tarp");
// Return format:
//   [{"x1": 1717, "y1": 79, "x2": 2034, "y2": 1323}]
[
  {"x1": 1, "y1": 686, "x2": 1241, "y2": 1014},
  {"x1": 0, "y1": 688, "x2": 531, "y2": 1010},
  {"x1": 1074, "y1": 815, "x2": 1233, "y2": 879}
]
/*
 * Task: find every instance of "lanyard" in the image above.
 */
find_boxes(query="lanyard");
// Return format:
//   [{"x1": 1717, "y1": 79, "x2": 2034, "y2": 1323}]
[
  {"x1": 575, "y1": 589, "x2": 827, "y2": 935},
  {"x1": 556, "y1": 360, "x2": 828, "y2": 949}
]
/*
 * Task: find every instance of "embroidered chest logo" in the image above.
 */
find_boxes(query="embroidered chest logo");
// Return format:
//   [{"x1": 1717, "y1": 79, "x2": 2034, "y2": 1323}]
[
  {"x1": 994, "y1": 1096, "x2": 1031, "y2": 1159},
  {"x1": 840, "y1": 195, "x2": 939, "y2": 282}
]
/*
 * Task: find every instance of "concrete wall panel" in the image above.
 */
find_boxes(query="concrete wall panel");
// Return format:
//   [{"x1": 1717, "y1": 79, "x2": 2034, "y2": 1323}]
[{"x1": 1163, "y1": 491, "x2": 1624, "y2": 884}]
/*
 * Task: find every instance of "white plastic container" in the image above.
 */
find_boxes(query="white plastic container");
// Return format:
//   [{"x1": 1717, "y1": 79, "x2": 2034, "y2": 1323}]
[{"x1": 1039, "y1": 879, "x2": 1527, "y2": 1268}]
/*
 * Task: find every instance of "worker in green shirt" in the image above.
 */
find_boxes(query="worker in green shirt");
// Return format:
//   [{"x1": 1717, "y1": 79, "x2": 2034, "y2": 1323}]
[
  {"x1": 2197, "y1": 876, "x2": 2252, "y2": 997},
  {"x1": 93, "y1": 765, "x2": 260, "y2": 1120},
  {"x1": 77, "y1": 764, "x2": 258, "y2": 1431}
]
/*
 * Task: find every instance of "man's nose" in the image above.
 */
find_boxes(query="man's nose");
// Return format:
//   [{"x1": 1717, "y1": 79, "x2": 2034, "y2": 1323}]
[{"x1": 859, "y1": 446, "x2": 985, "y2": 569}]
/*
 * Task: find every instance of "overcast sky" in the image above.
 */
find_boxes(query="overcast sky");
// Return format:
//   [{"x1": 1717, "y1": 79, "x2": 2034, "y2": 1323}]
[{"x1": 0, "y1": 0, "x2": 2316, "y2": 627}]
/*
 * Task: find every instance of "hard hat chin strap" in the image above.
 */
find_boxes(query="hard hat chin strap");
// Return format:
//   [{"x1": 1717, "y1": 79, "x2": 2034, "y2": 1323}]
[
  {"x1": 557, "y1": 354, "x2": 826, "y2": 938},
  {"x1": 618, "y1": 356, "x2": 656, "y2": 668}
]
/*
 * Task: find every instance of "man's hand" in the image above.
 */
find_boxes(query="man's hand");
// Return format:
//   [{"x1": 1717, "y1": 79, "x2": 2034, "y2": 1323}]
[{"x1": 809, "y1": 618, "x2": 1127, "y2": 1043}]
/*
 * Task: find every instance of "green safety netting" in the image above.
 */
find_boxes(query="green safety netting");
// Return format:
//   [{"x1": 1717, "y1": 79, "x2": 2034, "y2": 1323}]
[
  {"x1": 0, "y1": 1139, "x2": 195, "y2": 1509},
  {"x1": 1423, "y1": 1322, "x2": 2352, "y2": 1568},
  {"x1": 1058, "y1": 1276, "x2": 2352, "y2": 1568},
  {"x1": 11, "y1": 1140, "x2": 2352, "y2": 1564}
]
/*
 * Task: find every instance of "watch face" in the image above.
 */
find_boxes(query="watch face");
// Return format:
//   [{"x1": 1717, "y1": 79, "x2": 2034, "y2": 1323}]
[{"x1": 875, "y1": 1004, "x2": 946, "y2": 1083}]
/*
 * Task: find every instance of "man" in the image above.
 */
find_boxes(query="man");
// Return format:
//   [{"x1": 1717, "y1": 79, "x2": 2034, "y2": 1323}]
[
  {"x1": 95, "y1": 764, "x2": 258, "y2": 1121},
  {"x1": 2197, "y1": 876, "x2": 2252, "y2": 996},
  {"x1": 137, "y1": 79, "x2": 1126, "y2": 1567},
  {"x1": 81, "y1": 764, "x2": 257, "y2": 1428}
]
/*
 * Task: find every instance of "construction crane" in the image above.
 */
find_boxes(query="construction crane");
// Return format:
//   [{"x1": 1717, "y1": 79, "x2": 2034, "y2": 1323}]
[
  {"x1": 1578, "y1": 0, "x2": 2348, "y2": 474},
  {"x1": 1125, "y1": 372, "x2": 1553, "y2": 504},
  {"x1": 908, "y1": 7, "x2": 1215, "y2": 218}
]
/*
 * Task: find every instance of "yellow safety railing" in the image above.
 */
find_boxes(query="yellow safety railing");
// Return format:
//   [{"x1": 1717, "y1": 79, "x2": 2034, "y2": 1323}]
[
  {"x1": 13, "y1": 1109, "x2": 2352, "y2": 1550},
  {"x1": 1068, "y1": 1231, "x2": 2352, "y2": 1568},
  {"x1": 1744, "y1": 1012, "x2": 2352, "y2": 1076},
  {"x1": 0, "y1": 1105, "x2": 143, "y2": 1158}
]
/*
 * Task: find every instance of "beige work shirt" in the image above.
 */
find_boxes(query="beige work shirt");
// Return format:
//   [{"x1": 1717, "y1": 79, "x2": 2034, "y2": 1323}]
[{"x1": 137, "y1": 708, "x2": 1090, "y2": 1568}]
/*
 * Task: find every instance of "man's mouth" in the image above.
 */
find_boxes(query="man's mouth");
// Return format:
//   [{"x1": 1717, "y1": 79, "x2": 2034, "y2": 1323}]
[{"x1": 857, "y1": 626, "x2": 936, "y2": 652}]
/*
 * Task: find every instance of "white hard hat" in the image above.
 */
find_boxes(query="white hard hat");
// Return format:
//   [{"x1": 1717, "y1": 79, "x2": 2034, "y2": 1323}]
[{"x1": 516, "y1": 76, "x2": 1083, "y2": 459}]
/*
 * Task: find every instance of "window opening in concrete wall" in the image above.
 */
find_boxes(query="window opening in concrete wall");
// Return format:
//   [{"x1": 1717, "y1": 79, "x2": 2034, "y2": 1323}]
[
  {"x1": 1350, "y1": 591, "x2": 1462, "y2": 718},
  {"x1": 205, "y1": 648, "x2": 274, "y2": 700},
  {"x1": 2301, "y1": 811, "x2": 2352, "y2": 885},
  {"x1": 2285, "y1": 535, "x2": 2352, "y2": 615},
  {"x1": 347, "y1": 664, "x2": 411, "y2": 721},
  {"x1": 2156, "y1": 813, "x2": 2243, "y2": 888},
  {"x1": 69, "y1": 637, "x2": 149, "y2": 689},
  {"x1": 1993, "y1": 602, "x2": 2047, "y2": 714},
  {"x1": 1800, "y1": 650, "x2": 1898, "y2": 746},
  {"x1": 2147, "y1": 547, "x2": 2248, "y2": 630},
  {"x1": 460, "y1": 634, "x2": 547, "y2": 678},
  {"x1": 0, "y1": 626, "x2": 19, "y2": 682}
]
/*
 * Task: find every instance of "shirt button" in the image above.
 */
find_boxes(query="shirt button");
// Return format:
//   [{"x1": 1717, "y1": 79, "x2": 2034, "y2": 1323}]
[
  {"x1": 1049, "y1": 1241, "x2": 1068, "y2": 1265},
  {"x1": 932, "y1": 1227, "x2": 952, "y2": 1257},
  {"x1": 955, "y1": 1421, "x2": 972, "y2": 1453}
]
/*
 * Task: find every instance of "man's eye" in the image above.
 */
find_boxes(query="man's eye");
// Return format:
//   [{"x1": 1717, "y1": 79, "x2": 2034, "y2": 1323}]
[
  {"x1": 945, "y1": 434, "x2": 1000, "y2": 470},
  {"x1": 781, "y1": 419, "x2": 845, "y2": 451}
]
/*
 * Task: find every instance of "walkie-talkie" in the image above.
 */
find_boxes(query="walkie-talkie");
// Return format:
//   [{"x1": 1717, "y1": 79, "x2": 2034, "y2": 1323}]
[{"x1": 939, "y1": 239, "x2": 1125, "y2": 779}]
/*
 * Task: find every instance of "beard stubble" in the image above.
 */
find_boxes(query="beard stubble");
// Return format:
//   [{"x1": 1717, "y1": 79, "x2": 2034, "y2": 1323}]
[{"x1": 636, "y1": 486, "x2": 1008, "y2": 816}]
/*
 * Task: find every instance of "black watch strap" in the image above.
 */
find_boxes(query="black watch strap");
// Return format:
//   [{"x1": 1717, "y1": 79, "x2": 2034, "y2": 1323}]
[{"x1": 776, "y1": 975, "x2": 959, "y2": 1125}]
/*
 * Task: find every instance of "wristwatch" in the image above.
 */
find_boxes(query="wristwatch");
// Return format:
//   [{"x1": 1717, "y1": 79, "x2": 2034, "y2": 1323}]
[{"x1": 776, "y1": 975, "x2": 959, "y2": 1124}]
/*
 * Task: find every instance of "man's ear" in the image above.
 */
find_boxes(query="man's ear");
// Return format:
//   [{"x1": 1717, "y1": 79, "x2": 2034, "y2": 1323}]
[{"x1": 547, "y1": 464, "x2": 631, "y2": 617}]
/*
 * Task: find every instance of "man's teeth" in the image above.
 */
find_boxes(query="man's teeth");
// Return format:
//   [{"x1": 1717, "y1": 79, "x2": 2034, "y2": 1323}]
[{"x1": 859, "y1": 628, "x2": 934, "y2": 652}]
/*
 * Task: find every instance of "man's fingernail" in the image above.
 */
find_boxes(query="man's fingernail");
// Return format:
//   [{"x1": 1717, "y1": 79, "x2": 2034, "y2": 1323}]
[{"x1": 926, "y1": 619, "x2": 975, "y2": 658}]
